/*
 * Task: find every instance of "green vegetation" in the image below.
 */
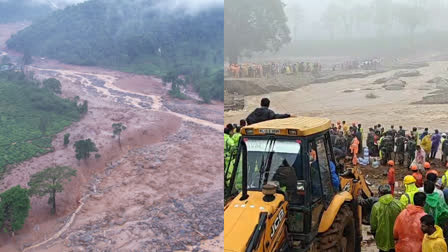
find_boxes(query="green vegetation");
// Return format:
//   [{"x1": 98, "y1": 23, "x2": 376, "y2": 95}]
[
  {"x1": 112, "y1": 123, "x2": 126, "y2": 146},
  {"x1": 0, "y1": 185, "x2": 31, "y2": 234},
  {"x1": 43, "y1": 78, "x2": 62, "y2": 94},
  {"x1": 0, "y1": 0, "x2": 51, "y2": 23},
  {"x1": 28, "y1": 166, "x2": 76, "y2": 214},
  {"x1": 74, "y1": 139, "x2": 98, "y2": 161},
  {"x1": 7, "y1": 0, "x2": 224, "y2": 101},
  {"x1": 0, "y1": 71, "x2": 81, "y2": 176}
]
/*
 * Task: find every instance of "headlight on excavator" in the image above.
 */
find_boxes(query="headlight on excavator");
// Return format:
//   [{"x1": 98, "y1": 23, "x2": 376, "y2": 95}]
[{"x1": 343, "y1": 182, "x2": 351, "y2": 192}]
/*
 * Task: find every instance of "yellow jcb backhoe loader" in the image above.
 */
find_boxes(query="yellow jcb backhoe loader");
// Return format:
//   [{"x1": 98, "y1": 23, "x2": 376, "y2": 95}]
[{"x1": 224, "y1": 117, "x2": 372, "y2": 252}]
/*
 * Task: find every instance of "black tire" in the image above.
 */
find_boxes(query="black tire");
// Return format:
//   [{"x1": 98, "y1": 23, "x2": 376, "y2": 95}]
[{"x1": 317, "y1": 205, "x2": 357, "y2": 252}]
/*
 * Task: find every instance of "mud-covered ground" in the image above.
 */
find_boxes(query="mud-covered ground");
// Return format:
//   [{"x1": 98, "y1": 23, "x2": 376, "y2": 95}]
[{"x1": 0, "y1": 23, "x2": 223, "y2": 251}]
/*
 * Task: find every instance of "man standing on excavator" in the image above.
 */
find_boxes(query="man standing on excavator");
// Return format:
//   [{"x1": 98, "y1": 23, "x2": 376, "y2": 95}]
[{"x1": 246, "y1": 98, "x2": 290, "y2": 125}]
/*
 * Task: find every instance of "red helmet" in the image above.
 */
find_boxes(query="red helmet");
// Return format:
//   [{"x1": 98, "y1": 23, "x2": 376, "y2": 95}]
[
  {"x1": 388, "y1": 160, "x2": 395, "y2": 166},
  {"x1": 424, "y1": 162, "x2": 431, "y2": 169},
  {"x1": 411, "y1": 165, "x2": 418, "y2": 171}
]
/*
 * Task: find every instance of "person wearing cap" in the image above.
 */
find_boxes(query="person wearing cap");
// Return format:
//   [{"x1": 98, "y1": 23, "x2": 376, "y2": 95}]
[
  {"x1": 388, "y1": 160, "x2": 396, "y2": 195},
  {"x1": 400, "y1": 175, "x2": 419, "y2": 206},
  {"x1": 370, "y1": 184, "x2": 403, "y2": 252},
  {"x1": 424, "y1": 162, "x2": 438, "y2": 178},
  {"x1": 421, "y1": 214, "x2": 447, "y2": 252},
  {"x1": 411, "y1": 165, "x2": 423, "y2": 188},
  {"x1": 394, "y1": 192, "x2": 427, "y2": 252}
]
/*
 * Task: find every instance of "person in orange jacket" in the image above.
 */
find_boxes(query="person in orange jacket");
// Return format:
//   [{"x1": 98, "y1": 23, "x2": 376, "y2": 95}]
[
  {"x1": 350, "y1": 131, "x2": 359, "y2": 165},
  {"x1": 393, "y1": 192, "x2": 427, "y2": 252},
  {"x1": 411, "y1": 165, "x2": 423, "y2": 188},
  {"x1": 388, "y1": 160, "x2": 396, "y2": 195}
]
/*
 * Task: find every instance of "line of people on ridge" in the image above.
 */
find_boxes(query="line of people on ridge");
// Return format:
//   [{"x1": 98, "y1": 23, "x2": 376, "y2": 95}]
[{"x1": 226, "y1": 62, "x2": 322, "y2": 79}]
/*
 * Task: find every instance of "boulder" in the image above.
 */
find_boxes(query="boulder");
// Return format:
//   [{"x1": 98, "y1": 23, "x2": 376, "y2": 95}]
[
  {"x1": 393, "y1": 70, "x2": 420, "y2": 78},
  {"x1": 383, "y1": 79, "x2": 406, "y2": 90}
]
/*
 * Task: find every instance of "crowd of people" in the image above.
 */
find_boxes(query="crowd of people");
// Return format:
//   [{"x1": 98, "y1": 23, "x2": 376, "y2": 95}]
[
  {"x1": 331, "y1": 57, "x2": 383, "y2": 71},
  {"x1": 227, "y1": 61, "x2": 322, "y2": 79}
]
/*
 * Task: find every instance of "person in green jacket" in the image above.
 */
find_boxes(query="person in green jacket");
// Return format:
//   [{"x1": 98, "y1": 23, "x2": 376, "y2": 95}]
[
  {"x1": 370, "y1": 184, "x2": 404, "y2": 252},
  {"x1": 423, "y1": 180, "x2": 448, "y2": 240},
  {"x1": 224, "y1": 128, "x2": 236, "y2": 186},
  {"x1": 401, "y1": 175, "x2": 419, "y2": 206}
]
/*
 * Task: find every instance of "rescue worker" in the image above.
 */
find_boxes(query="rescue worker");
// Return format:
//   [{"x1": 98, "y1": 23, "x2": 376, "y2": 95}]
[
  {"x1": 424, "y1": 162, "x2": 438, "y2": 178},
  {"x1": 415, "y1": 145, "x2": 426, "y2": 172},
  {"x1": 380, "y1": 135, "x2": 394, "y2": 165},
  {"x1": 412, "y1": 127, "x2": 420, "y2": 144},
  {"x1": 356, "y1": 125, "x2": 363, "y2": 154},
  {"x1": 407, "y1": 135, "x2": 417, "y2": 167},
  {"x1": 421, "y1": 133, "x2": 432, "y2": 162},
  {"x1": 239, "y1": 119, "x2": 246, "y2": 128},
  {"x1": 388, "y1": 160, "x2": 396, "y2": 195},
  {"x1": 224, "y1": 128, "x2": 236, "y2": 186},
  {"x1": 423, "y1": 180, "x2": 448, "y2": 227},
  {"x1": 411, "y1": 165, "x2": 423, "y2": 188},
  {"x1": 342, "y1": 121, "x2": 349, "y2": 136},
  {"x1": 370, "y1": 184, "x2": 403, "y2": 252},
  {"x1": 420, "y1": 127, "x2": 429, "y2": 141},
  {"x1": 398, "y1": 125, "x2": 405, "y2": 137},
  {"x1": 442, "y1": 133, "x2": 448, "y2": 165},
  {"x1": 431, "y1": 129, "x2": 442, "y2": 160},
  {"x1": 420, "y1": 173, "x2": 445, "y2": 203},
  {"x1": 334, "y1": 131, "x2": 347, "y2": 156},
  {"x1": 367, "y1": 128, "x2": 375, "y2": 156},
  {"x1": 421, "y1": 214, "x2": 447, "y2": 252},
  {"x1": 395, "y1": 133, "x2": 405, "y2": 165},
  {"x1": 350, "y1": 131, "x2": 359, "y2": 165},
  {"x1": 400, "y1": 175, "x2": 419, "y2": 206},
  {"x1": 441, "y1": 163, "x2": 448, "y2": 189},
  {"x1": 246, "y1": 98, "x2": 290, "y2": 125},
  {"x1": 393, "y1": 192, "x2": 427, "y2": 252}
]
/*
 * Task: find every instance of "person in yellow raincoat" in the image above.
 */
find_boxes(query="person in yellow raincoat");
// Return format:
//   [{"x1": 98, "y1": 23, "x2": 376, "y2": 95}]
[
  {"x1": 421, "y1": 134, "x2": 432, "y2": 161},
  {"x1": 421, "y1": 214, "x2": 447, "y2": 252},
  {"x1": 400, "y1": 175, "x2": 419, "y2": 205}
]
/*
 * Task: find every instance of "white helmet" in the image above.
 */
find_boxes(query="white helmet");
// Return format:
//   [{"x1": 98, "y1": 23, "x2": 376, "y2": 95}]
[{"x1": 442, "y1": 133, "x2": 447, "y2": 137}]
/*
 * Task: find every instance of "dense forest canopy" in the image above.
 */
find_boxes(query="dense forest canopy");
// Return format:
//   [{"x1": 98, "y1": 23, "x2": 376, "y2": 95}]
[
  {"x1": 7, "y1": 0, "x2": 224, "y2": 101},
  {"x1": 0, "y1": 0, "x2": 52, "y2": 23}
]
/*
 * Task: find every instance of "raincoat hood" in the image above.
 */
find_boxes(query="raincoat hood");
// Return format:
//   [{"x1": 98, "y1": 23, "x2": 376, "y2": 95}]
[
  {"x1": 379, "y1": 194, "x2": 394, "y2": 204},
  {"x1": 407, "y1": 204, "x2": 424, "y2": 215},
  {"x1": 426, "y1": 192, "x2": 440, "y2": 208},
  {"x1": 427, "y1": 225, "x2": 444, "y2": 240},
  {"x1": 405, "y1": 183, "x2": 418, "y2": 193}
]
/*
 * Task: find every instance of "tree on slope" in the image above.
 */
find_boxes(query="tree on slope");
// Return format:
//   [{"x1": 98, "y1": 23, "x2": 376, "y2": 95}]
[
  {"x1": 74, "y1": 139, "x2": 98, "y2": 161},
  {"x1": 0, "y1": 185, "x2": 31, "y2": 235},
  {"x1": 112, "y1": 123, "x2": 126, "y2": 147},
  {"x1": 28, "y1": 166, "x2": 76, "y2": 215}
]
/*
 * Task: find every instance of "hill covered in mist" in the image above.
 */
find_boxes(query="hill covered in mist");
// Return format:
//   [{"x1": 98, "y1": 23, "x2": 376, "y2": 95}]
[
  {"x1": 7, "y1": 0, "x2": 224, "y2": 101},
  {"x1": 0, "y1": 0, "x2": 52, "y2": 23}
]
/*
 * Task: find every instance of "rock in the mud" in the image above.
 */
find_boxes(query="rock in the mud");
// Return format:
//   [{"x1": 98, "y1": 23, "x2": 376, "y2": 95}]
[
  {"x1": 383, "y1": 79, "x2": 407, "y2": 90},
  {"x1": 373, "y1": 77, "x2": 391, "y2": 84},
  {"x1": 393, "y1": 70, "x2": 420, "y2": 78}
]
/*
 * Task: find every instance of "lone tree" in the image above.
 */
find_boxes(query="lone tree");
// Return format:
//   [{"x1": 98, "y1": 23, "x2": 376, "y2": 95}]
[
  {"x1": 225, "y1": 0, "x2": 290, "y2": 63},
  {"x1": 74, "y1": 139, "x2": 98, "y2": 161},
  {"x1": 28, "y1": 166, "x2": 76, "y2": 215},
  {"x1": 22, "y1": 49, "x2": 33, "y2": 65},
  {"x1": 112, "y1": 123, "x2": 126, "y2": 146},
  {"x1": 63, "y1": 133, "x2": 70, "y2": 147},
  {"x1": 0, "y1": 186, "x2": 31, "y2": 235},
  {"x1": 43, "y1": 78, "x2": 62, "y2": 94}
]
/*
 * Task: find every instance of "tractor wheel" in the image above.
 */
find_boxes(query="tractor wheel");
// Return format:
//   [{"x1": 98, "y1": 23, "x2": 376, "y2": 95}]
[{"x1": 317, "y1": 205, "x2": 358, "y2": 252}]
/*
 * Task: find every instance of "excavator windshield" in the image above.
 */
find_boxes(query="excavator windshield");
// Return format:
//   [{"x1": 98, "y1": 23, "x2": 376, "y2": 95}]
[{"x1": 245, "y1": 138, "x2": 303, "y2": 192}]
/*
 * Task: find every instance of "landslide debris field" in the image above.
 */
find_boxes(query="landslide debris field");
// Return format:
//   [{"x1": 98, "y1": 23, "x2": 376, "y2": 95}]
[{"x1": 0, "y1": 24, "x2": 223, "y2": 252}]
